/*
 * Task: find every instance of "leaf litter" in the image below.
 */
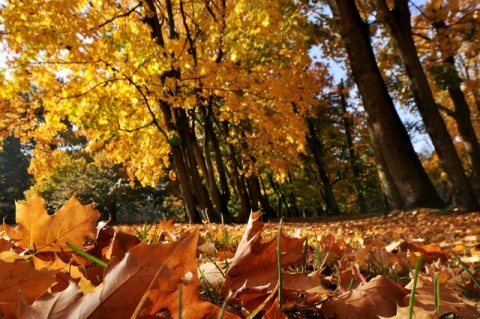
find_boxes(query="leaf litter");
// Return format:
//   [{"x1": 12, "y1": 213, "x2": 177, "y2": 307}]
[{"x1": 0, "y1": 194, "x2": 479, "y2": 318}]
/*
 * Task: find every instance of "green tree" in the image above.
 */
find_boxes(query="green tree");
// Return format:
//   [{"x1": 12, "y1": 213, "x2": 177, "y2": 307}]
[{"x1": 26, "y1": 152, "x2": 166, "y2": 223}]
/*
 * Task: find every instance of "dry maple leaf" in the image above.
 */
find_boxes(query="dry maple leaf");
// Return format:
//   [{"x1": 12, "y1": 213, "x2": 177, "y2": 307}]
[
  {"x1": 220, "y1": 212, "x2": 305, "y2": 311},
  {"x1": 0, "y1": 259, "x2": 57, "y2": 318},
  {"x1": 378, "y1": 304, "x2": 438, "y2": 319},
  {"x1": 321, "y1": 275, "x2": 409, "y2": 319},
  {"x1": 19, "y1": 229, "x2": 239, "y2": 319},
  {"x1": 401, "y1": 276, "x2": 480, "y2": 319},
  {"x1": 3, "y1": 192, "x2": 100, "y2": 252},
  {"x1": 263, "y1": 298, "x2": 288, "y2": 319}
]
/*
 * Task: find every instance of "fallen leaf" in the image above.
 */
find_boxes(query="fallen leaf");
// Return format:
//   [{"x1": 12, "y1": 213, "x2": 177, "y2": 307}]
[
  {"x1": 220, "y1": 212, "x2": 305, "y2": 311},
  {"x1": 0, "y1": 259, "x2": 57, "y2": 317},
  {"x1": 18, "y1": 281, "x2": 84, "y2": 319},
  {"x1": 3, "y1": 192, "x2": 100, "y2": 252},
  {"x1": 264, "y1": 298, "x2": 288, "y2": 319},
  {"x1": 321, "y1": 275, "x2": 409, "y2": 319},
  {"x1": 379, "y1": 304, "x2": 438, "y2": 319},
  {"x1": 402, "y1": 276, "x2": 480, "y2": 319},
  {"x1": 19, "y1": 229, "x2": 239, "y2": 318}
]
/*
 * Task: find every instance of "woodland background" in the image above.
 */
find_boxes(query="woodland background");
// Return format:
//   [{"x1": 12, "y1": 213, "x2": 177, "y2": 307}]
[{"x1": 0, "y1": 0, "x2": 479, "y2": 223}]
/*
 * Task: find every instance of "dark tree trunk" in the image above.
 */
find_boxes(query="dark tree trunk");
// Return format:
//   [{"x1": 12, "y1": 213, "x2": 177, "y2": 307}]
[
  {"x1": 374, "y1": 0, "x2": 479, "y2": 212},
  {"x1": 142, "y1": 0, "x2": 233, "y2": 222},
  {"x1": 328, "y1": 0, "x2": 444, "y2": 210},
  {"x1": 338, "y1": 80, "x2": 367, "y2": 214},
  {"x1": 268, "y1": 174, "x2": 292, "y2": 217},
  {"x1": 258, "y1": 175, "x2": 277, "y2": 219},
  {"x1": 218, "y1": 120, "x2": 251, "y2": 222},
  {"x1": 366, "y1": 119, "x2": 404, "y2": 210},
  {"x1": 446, "y1": 61, "x2": 480, "y2": 184},
  {"x1": 432, "y1": 20, "x2": 480, "y2": 185},
  {"x1": 306, "y1": 117, "x2": 341, "y2": 215}
]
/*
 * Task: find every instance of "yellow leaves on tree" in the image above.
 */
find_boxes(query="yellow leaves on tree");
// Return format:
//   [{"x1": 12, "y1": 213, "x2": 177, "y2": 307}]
[
  {"x1": 3, "y1": 192, "x2": 100, "y2": 252},
  {"x1": 0, "y1": 0, "x2": 319, "y2": 188}
]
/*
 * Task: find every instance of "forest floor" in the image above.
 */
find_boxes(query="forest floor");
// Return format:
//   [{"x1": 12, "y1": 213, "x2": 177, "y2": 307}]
[
  {"x1": 172, "y1": 209, "x2": 480, "y2": 318},
  {"x1": 1, "y1": 198, "x2": 480, "y2": 318}
]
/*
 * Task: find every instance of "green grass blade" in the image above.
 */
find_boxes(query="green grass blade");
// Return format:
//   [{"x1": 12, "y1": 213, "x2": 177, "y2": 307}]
[
  {"x1": 409, "y1": 254, "x2": 423, "y2": 319},
  {"x1": 449, "y1": 247, "x2": 480, "y2": 291},
  {"x1": 302, "y1": 237, "x2": 308, "y2": 273},
  {"x1": 434, "y1": 272, "x2": 440, "y2": 316},
  {"x1": 277, "y1": 218, "x2": 283, "y2": 308},
  {"x1": 66, "y1": 241, "x2": 107, "y2": 268},
  {"x1": 218, "y1": 296, "x2": 229, "y2": 319}
]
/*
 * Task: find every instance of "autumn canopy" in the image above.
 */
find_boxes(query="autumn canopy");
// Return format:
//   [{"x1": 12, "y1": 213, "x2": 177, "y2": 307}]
[{"x1": 1, "y1": 0, "x2": 480, "y2": 224}]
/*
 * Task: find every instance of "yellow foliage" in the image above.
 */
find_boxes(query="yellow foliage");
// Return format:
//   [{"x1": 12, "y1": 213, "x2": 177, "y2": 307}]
[{"x1": 0, "y1": 0, "x2": 322, "y2": 184}]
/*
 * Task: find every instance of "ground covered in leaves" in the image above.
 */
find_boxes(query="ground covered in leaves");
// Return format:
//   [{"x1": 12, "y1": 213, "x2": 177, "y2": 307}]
[{"x1": 1, "y1": 193, "x2": 479, "y2": 318}]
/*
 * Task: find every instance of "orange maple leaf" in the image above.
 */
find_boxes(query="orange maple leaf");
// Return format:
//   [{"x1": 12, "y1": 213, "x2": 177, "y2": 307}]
[
  {"x1": 0, "y1": 259, "x2": 57, "y2": 317},
  {"x1": 19, "y1": 229, "x2": 240, "y2": 319},
  {"x1": 3, "y1": 192, "x2": 100, "y2": 252}
]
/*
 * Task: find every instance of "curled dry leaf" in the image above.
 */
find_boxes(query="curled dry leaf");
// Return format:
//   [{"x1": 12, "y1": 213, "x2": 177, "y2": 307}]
[
  {"x1": 220, "y1": 212, "x2": 305, "y2": 311},
  {"x1": 402, "y1": 276, "x2": 480, "y2": 319},
  {"x1": 0, "y1": 259, "x2": 57, "y2": 318},
  {"x1": 3, "y1": 192, "x2": 100, "y2": 252},
  {"x1": 321, "y1": 275, "x2": 410, "y2": 319}
]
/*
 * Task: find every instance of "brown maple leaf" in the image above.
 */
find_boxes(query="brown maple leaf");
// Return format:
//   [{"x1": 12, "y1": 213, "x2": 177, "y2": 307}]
[
  {"x1": 0, "y1": 259, "x2": 57, "y2": 318},
  {"x1": 3, "y1": 192, "x2": 100, "y2": 252},
  {"x1": 378, "y1": 304, "x2": 438, "y2": 319},
  {"x1": 19, "y1": 229, "x2": 239, "y2": 319},
  {"x1": 401, "y1": 276, "x2": 480, "y2": 319},
  {"x1": 220, "y1": 212, "x2": 305, "y2": 311},
  {"x1": 321, "y1": 275, "x2": 409, "y2": 319}
]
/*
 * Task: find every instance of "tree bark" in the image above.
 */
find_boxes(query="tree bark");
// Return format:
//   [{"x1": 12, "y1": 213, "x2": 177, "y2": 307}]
[
  {"x1": 338, "y1": 80, "x2": 367, "y2": 213},
  {"x1": 374, "y1": 0, "x2": 479, "y2": 212},
  {"x1": 366, "y1": 117, "x2": 404, "y2": 210},
  {"x1": 328, "y1": 0, "x2": 444, "y2": 210},
  {"x1": 306, "y1": 116, "x2": 341, "y2": 215},
  {"x1": 218, "y1": 120, "x2": 251, "y2": 222},
  {"x1": 432, "y1": 20, "x2": 480, "y2": 186}
]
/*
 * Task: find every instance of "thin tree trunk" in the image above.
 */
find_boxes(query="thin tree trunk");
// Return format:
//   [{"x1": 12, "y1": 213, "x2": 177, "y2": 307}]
[
  {"x1": 258, "y1": 175, "x2": 277, "y2": 219},
  {"x1": 306, "y1": 117, "x2": 341, "y2": 215},
  {"x1": 328, "y1": 0, "x2": 444, "y2": 210},
  {"x1": 338, "y1": 80, "x2": 367, "y2": 214},
  {"x1": 374, "y1": 0, "x2": 479, "y2": 211},
  {"x1": 218, "y1": 120, "x2": 251, "y2": 222},
  {"x1": 432, "y1": 20, "x2": 480, "y2": 185}
]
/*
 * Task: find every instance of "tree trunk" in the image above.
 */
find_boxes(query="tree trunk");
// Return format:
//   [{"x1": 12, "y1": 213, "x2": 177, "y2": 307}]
[
  {"x1": 432, "y1": 20, "x2": 480, "y2": 186},
  {"x1": 374, "y1": 0, "x2": 479, "y2": 212},
  {"x1": 258, "y1": 175, "x2": 277, "y2": 219},
  {"x1": 338, "y1": 80, "x2": 367, "y2": 214},
  {"x1": 218, "y1": 120, "x2": 250, "y2": 222},
  {"x1": 328, "y1": 0, "x2": 444, "y2": 210},
  {"x1": 446, "y1": 60, "x2": 480, "y2": 184},
  {"x1": 366, "y1": 118, "x2": 404, "y2": 211},
  {"x1": 306, "y1": 117, "x2": 341, "y2": 215}
]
